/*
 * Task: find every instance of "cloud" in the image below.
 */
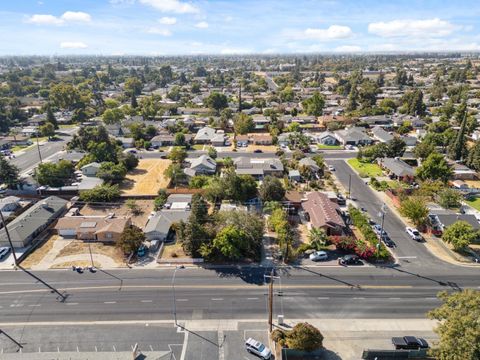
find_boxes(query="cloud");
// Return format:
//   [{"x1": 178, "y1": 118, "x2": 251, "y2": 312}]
[
  {"x1": 146, "y1": 27, "x2": 172, "y2": 36},
  {"x1": 195, "y1": 21, "x2": 209, "y2": 29},
  {"x1": 159, "y1": 17, "x2": 177, "y2": 25},
  {"x1": 368, "y1": 18, "x2": 456, "y2": 38},
  {"x1": 139, "y1": 0, "x2": 199, "y2": 14},
  {"x1": 60, "y1": 11, "x2": 91, "y2": 22},
  {"x1": 26, "y1": 14, "x2": 64, "y2": 25},
  {"x1": 26, "y1": 11, "x2": 92, "y2": 25},
  {"x1": 60, "y1": 41, "x2": 88, "y2": 49},
  {"x1": 335, "y1": 45, "x2": 361, "y2": 52},
  {"x1": 299, "y1": 25, "x2": 353, "y2": 40}
]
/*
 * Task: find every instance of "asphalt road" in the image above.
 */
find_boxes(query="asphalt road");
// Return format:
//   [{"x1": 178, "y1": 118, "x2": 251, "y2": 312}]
[
  {"x1": 326, "y1": 159, "x2": 455, "y2": 268},
  {"x1": 8, "y1": 135, "x2": 72, "y2": 173}
]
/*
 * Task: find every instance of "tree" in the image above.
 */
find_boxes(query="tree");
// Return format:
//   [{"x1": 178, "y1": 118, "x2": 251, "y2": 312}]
[
  {"x1": 399, "y1": 198, "x2": 429, "y2": 227},
  {"x1": 165, "y1": 163, "x2": 185, "y2": 186},
  {"x1": 174, "y1": 132, "x2": 186, "y2": 146},
  {"x1": 79, "y1": 184, "x2": 120, "y2": 202},
  {"x1": 308, "y1": 228, "x2": 329, "y2": 249},
  {"x1": 39, "y1": 122, "x2": 55, "y2": 138},
  {"x1": 427, "y1": 289, "x2": 480, "y2": 360},
  {"x1": 204, "y1": 91, "x2": 228, "y2": 113},
  {"x1": 118, "y1": 225, "x2": 145, "y2": 254},
  {"x1": 414, "y1": 141, "x2": 435, "y2": 160},
  {"x1": 437, "y1": 188, "x2": 462, "y2": 209},
  {"x1": 154, "y1": 188, "x2": 169, "y2": 210},
  {"x1": 416, "y1": 152, "x2": 453, "y2": 183},
  {"x1": 233, "y1": 113, "x2": 254, "y2": 135},
  {"x1": 0, "y1": 156, "x2": 19, "y2": 189},
  {"x1": 259, "y1": 176, "x2": 285, "y2": 202},
  {"x1": 285, "y1": 322, "x2": 324, "y2": 352},
  {"x1": 36, "y1": 160, "x2": 75, "y2": 187},
  {"x1": 125, "y1": 199, "x2": 142, "y2": 215},
  {"x1": 442, "y1": 221, "x2": 477, "y2": 251},
  {"x1": 302, "y1": 91, "x2": 325, "y2": 116},
  {"x1": 96, "y1": 162, "x2": 127, "y2": 184},
  {"x1": 102, "y1": 108, "x2": 124, "y2": 124},
  {"x1": 168, "y1": 147, "x2": 187, "y2": 163}
]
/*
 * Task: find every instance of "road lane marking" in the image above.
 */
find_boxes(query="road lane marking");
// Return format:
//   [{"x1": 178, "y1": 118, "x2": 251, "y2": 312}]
[{"x1": 0, "y1": 284, "x2": 415, "y2": 295}]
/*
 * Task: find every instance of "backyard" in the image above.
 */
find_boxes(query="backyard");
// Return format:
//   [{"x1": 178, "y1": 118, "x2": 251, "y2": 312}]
[
  {"x1": 347, "y1": 158, "x2": 383, "y2": 177},
  {"x1": 121, "y1": 159, "x2": 171, "y2": 195}
]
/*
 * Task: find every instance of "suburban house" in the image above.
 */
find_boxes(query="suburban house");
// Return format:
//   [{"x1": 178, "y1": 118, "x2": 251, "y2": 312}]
[
  {"x1": 334, "y1": 127, "x2": 374, "y2": 146},
  {"x1": 194, "y1": 127, "x2": 226, "y2": 146},
  {"x1": 55, "y1": 216, "x2": 131, "y2": 242},
  {"x1": 251, "y1": 134, "x2": 273, "y2": 145},
  {"x1": 0, "y1": 196, "x2": 68, "y2": 248},
  {"x1": 184, "y1": 155, "x2": 217, "y2": 177},
  {"x1": 144, "y1": 194, "x2": 192, "y2": 241},
  {"x1": 301, "y1": 191, "x2": 344, "y2": 235},
  {"x1": 151, "y1": 134, "x2": 175, "y2": 147},
  {"x1": 371, "y1": 126, "x2": 394, "y2": 143},
  {"x1": 234, "y1": 157, "x2": 284, "y2": 179},
  {"x1": 0, "y1": 196, "x2": 21, "y2": 218},
  {"x1": 81, "y1": 162, "x2": 101, "y2": 177},
  {"x1": 378, "y1": 157, "x2": 415, "y2": 182},
  {"x1": 316, "y1": 131, "x2": 339, "y2": 146}
]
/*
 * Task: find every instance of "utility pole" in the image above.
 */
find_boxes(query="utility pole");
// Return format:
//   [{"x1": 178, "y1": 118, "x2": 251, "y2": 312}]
[
  {"x1": 36, "y1": 133, "x2": 43, "y2": 163},
  {"x1": 0, "y1": 211, "x2": 66, "y2": 301}
]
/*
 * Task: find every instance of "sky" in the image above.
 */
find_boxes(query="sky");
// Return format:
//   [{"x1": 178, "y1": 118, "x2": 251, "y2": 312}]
[{"x1": 0, "y1": 0, "x2": 480, "y2": 55}]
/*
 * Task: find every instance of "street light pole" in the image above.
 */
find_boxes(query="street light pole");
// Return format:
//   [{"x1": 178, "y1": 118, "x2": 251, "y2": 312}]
[{"x1": 171, "y1": 265, "x2": 185, "y2": 327}]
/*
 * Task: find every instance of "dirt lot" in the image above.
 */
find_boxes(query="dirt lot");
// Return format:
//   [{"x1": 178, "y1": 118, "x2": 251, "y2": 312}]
[
  {"x1": 81, "y1": 199, "x2": 154, "y2": 227},
  {"x1": 121, "y1": 159, "x2": 171, "y2": 195}
]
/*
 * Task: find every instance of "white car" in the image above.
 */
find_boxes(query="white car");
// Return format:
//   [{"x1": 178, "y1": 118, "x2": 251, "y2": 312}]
[
  {"x1": 406, "y1": 227, "x2": 422, "y2": 241},
  {"x1": 245, "y1": 338, "x2": 271, "y2": 359},
  {"x1": 328, "y1": 165, "x2": 335, "y2": 171},
  {"x1": 309, "y1": 250, "x2": 328, "y2": 262}
]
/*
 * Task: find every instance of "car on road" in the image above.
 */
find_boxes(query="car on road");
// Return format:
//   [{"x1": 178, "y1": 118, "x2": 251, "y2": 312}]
[
  {"x1": 392, "y1": 336, "x2": 429, "y2": 350},
  {"x1": 380, "y1": 234, "x2": 395, "y2": 248},
  {"x1": 0, "y1": 247, "x2": 11, "y2": 260},
  {"x1": 309, "y1": 250, "x2": 328, "y2": 262},
  {"x1": 245, "y1": 338, "x2": 272, "y2": 359},
  {"x1": 406, "y1": 227, "x2": 423, "y2": 241},
  {"x1": 328, "y1": 165, "x2": 335, "y2": 171},
  {"x1": 338, "y1": 254, "x2": 361, "y2": 265}
]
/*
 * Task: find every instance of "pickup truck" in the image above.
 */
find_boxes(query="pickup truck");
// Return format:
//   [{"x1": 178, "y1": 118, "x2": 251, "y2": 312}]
[{"x1": 392, "y1": 336, "x2": 429, "y2": 350}]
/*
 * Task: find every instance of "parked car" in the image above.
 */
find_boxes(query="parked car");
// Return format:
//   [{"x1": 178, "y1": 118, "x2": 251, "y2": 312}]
[
  {"x1": 137, "y1": 245, "x2": 147, "y2": 257},
  {"x1": 406, "y1": 227, "x2": 422, "y2": 241},
  {"x1": 309, "y1": 250, "x2": 328, "y2": 262},
  {"x1": 245, "y1": 338, "x2": 272, "y2": 359},
  {"x1": 0, "y1": 247, "x2": 11, "y2": 260},
  {"x1": 380, "y1": 234, "x2": 395, "y2": 248},
  {"x1": 392, "y1": 336, "x2": 429, "y2": 350},
  {"x1": 338, "y1": 254, "x2": 361, "y2": 265}
]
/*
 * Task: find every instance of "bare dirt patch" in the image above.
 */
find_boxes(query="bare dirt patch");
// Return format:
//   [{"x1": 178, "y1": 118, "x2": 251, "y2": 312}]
[
  {"x1": 81, "y1": 199, "x2": 154, "y2": 228},
  {"x1": 20, "y1": 235, "x2": 57, "y2": 269},
  {"x1": 121, "y1": 159, "x2": 171, "y2": 195},
  {"x1": 56, "y1": 240, "x2": 124, "y2": 265}
]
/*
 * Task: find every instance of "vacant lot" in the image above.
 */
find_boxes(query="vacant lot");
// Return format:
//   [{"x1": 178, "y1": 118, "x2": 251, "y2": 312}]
[
  {"x1": 347, "y1": 158, "x2": 383, "y2": 178},
  {"x1": 82, "y1": 199, "x2": 154, "y2": 227},
  {"x1": 121, "y1": 159, "x2": 171, "y2": 195}
]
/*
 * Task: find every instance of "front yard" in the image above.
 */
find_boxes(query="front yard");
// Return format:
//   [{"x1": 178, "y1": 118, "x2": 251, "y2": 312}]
[{"x1": 347, "y1": 158, "x2": 383, "y2": 178}]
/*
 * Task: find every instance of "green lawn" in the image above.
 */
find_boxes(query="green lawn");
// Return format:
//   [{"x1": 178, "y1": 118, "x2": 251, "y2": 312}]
[
  {"x1": 466, "y1": 197, "x2": 480, "y2": 211},
  {"x1": 317, "y1": 144, "x2": 343, "y2": 150},
  {"x1": 347, "y1": 158, "x2": 383, "y2": 178}
]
